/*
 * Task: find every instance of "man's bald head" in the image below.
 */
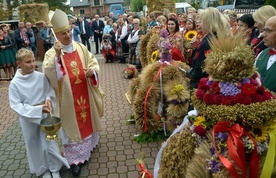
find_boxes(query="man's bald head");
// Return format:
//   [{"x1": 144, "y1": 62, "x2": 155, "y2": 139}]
[{"x1": 261, "y1": 16, "x2": 276, "y2": 49}]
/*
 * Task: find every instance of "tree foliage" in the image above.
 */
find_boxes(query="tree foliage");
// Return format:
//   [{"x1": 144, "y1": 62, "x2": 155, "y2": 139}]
[
  {"x1": 265, "y1": 0, "x2": 276, "y2": 7},
  {"x1": 130, "y1": 0, "x2": 146, "y2": 12}
]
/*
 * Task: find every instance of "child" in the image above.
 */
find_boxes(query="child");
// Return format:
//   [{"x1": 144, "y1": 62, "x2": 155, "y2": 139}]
[
  {"x1": 101, "y1": 36, "x2": 116, "y2": 63},
  {"x1": 9, "y1": 48, "x2": 69, "y2": 178}
]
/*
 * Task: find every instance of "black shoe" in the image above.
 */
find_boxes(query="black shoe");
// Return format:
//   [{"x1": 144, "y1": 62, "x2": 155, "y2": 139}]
[
  {"x1": 95, "y1": 52, "x2": 99, "y2": 55},
  {"x1": 70, "y1": 164, "x2": 81, "y2": 177}
]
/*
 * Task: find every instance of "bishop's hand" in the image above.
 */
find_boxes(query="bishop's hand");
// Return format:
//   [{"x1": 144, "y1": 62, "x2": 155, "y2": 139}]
[{"x1": 54, "y1": 41, "x2": 63, "y2": 58}]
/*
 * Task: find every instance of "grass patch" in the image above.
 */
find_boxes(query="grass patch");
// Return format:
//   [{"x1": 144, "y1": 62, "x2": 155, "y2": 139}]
[{"x1": 133, "y1": 130, "x2": 170, "y2": 143}]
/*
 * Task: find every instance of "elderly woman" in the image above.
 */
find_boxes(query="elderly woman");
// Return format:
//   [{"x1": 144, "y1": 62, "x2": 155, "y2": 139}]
[
  {"x1": 116, "y1": 19, "x2": 128, "y2": 63},
  {"x1": 127, "y1": 18, "x2": 140, "y2": 65},
  {"x1": 252, "y1": 5, "x2": 276, "y2": 56}
]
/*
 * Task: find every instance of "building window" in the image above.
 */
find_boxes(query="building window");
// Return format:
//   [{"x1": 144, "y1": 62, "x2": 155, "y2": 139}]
[
  {"x1": 94, "y1": 0, "x2": 100, "y2": 6},
  {"x1": 96, "y1": 8, "x2": 101, "y2": 16},
  {"x1": 80, "y1": 9, "x2": 85, "y2": 14}
]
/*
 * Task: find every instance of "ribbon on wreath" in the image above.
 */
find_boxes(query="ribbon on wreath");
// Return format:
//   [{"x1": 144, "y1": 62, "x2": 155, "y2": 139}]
[
  {"x1": 260, "y1": 130, "x2": 276, "y2": 178},
  {"x1": 212, "y1": 121, "x2": 259, "y2": 178},
  {"x1": 138, "y1": 163, "x2": 153, "y2": 178},
  {"x1": 143, "y1": 65, "x2": 164, "y2": 132},
  {"x1": 143, "y1": 62, "x2": 171, "y2": 132}
]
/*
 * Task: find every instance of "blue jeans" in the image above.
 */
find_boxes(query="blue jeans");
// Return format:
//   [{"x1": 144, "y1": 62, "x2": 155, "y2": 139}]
[{"x1": 30, "y1": 43, "x2": 37, "y2": 57}]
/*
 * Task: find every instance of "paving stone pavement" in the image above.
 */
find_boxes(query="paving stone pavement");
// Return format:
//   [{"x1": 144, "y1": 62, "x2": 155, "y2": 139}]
[{"x1": 0, "y1": 51, "x2": 162, "y2": 178}]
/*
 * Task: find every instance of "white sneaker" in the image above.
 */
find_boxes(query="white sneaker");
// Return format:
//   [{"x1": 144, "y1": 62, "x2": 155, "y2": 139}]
[
  {"x1": 52, "y1": 171, "x2": 61, "y2": 178},
  {"x1": 42, "y1": 170, "x2": 52, "y2": 178}
]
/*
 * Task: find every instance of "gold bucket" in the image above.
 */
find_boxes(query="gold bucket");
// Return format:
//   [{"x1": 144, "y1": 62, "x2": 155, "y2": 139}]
[{"x1": 40, "y1": 116, "x2": 61, "y2": 141}]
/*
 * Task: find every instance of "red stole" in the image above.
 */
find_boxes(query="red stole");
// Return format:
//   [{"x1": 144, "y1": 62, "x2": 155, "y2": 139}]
[{"x1": 63, "y1": 51, "x2": 93, "y2": 139}]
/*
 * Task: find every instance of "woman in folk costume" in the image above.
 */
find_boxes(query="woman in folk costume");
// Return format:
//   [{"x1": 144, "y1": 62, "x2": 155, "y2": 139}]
[
  {"x1": 42, "y1": 9, "x2": 104, "y2": 176},
  {"x1": 167, "y1": 18, "x2": 185, "y2": 63},
  {"x1": 101, "y1": 36, "x2": 115, "y2": 63}
]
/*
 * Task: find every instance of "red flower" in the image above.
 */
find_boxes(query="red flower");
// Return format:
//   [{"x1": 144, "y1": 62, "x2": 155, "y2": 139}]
[
  {"x1": 242, "y1": 95, "x2": 252, "y2": 105},
  {"x1": 210, "y1": 82, "x2": 220, "y2": 94},
  {"x1": 241, "y1": 83, "x2": 256, "y2": 96},
  {"x1": 252, "y1": 94, "x2": 264, "y2": 103},
  {"x1": 203, "y1": 93, "x2": 214, "y2": 104},
  {"x1": 198, "y1": 83, "x2": 210, "y2": 92},
  {"x1": 213, "y1": 95, "x2": 223, "y2": 105},
  {"x1": 250, "y1": 78, "x2": 259, "y2": 86},
  {"x1": 193, "y1": 125, "x2": 206, "y2": 136},
  {"x1": 256, "y1": 86, "x2": 265, "y2": 95},
  {"x1": 199, "y1": 77, "x2": 208, "y2": 84},
  {"x1": 235, "y1": 93, "x2": 244, "y2": 104},
  {"x1": 221, "y1": 96, "x2": 236, "y2": 105},
  {"x1": 263, "y1": 91, "x2": 273, "y2": 100},
  {"x1": 196, "y1": 89, "x2": 206, "y2": 100}
]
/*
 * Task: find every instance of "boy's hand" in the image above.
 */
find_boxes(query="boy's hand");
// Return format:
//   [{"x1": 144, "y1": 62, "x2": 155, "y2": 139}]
[
  {"x1": 42, "y1": 104, "x2": 50, "y2": 113},
  {"x1": 44, "y1": 99, "x2": 52, "y2": 113}
]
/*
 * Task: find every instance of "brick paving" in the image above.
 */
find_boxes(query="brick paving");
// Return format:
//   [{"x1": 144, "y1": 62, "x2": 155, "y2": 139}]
[{"x1": 0, "y1": 45, "x2": 162, "y2": 177}]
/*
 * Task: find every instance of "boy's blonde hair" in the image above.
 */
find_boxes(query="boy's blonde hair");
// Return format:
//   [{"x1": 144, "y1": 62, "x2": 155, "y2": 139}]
[{"x1": 16, "y1": 48, "x2": 34, "y2": 62}]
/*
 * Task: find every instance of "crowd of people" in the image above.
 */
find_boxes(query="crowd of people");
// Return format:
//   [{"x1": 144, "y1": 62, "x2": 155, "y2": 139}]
[
  {"x1": 1, "y1": 3, "x2": 276, "y2": 178},
  {"x1": 0, "y1": 20, "x2": 55, "y2": 80}
]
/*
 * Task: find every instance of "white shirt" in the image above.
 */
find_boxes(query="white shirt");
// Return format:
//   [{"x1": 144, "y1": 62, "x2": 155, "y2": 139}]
[
  {"x1": 267, "y1": 54, "x2": 276, "y2": 70},
  {"x1": 81, "y1": 21, "x2": 86, "y2": 34}
]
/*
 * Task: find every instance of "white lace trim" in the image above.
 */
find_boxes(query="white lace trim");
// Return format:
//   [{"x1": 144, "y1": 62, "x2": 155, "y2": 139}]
[
  {"x1": 63, "y1": 132, "x2": 99, "y2": 165},
  {"x1": 54, "y1": 57, "x2": 64, "y2": 80}
]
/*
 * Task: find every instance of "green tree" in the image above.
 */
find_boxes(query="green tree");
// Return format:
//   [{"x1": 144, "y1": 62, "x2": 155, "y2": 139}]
[
  {"x1": 125, "y1": 0, "x2": 131, "y2": 6},
  {"x1": 265, "y1": 0, "x2": 276, "y2": 7},
  {"x1": 131, "y1": 0, "x2": 146, "y2": 12}
]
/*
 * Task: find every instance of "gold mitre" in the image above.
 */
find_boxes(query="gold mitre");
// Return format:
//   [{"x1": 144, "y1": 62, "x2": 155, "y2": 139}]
[{"x1": 51, "y1": 9, "x2": 70, "y2": 33}]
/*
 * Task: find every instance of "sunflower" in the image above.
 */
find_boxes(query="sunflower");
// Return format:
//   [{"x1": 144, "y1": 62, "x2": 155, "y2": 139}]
[
  {"x1": 250, "y1": 125, "x2": 269, "y2": 142},
  {"x1": 150, "y1": 50, "x2": 159, "y2": 63},
  {"x1": 185, "y1": 30, "x2": 198, "y2": 41}
]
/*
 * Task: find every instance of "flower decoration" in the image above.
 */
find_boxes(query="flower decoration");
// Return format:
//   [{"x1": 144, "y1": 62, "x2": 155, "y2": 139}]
[
  {"x1": 169, "y1": 84, "x2": 185, "y2": 96},
  {"x1": 158, "y1": 29, "x2": 172, "y2": 63},
  {"x1": 150, "y1": 50, "x2": 159, "y2": 63},
  {"x1": 185, "y1": 30, "x2": 198, "y2": 41},
  {"x1": 250, "y1": 125, "x2": 269, "y2": 142},
  {"x1": 195, "y1": 73, "x2": 273, "y2": 106},
  {"x1": 123, "y1": 65, "x2": 138, "y2": 79},
  {"x1": 188, "y1": 115, "x2": 212, "y2": 136}
]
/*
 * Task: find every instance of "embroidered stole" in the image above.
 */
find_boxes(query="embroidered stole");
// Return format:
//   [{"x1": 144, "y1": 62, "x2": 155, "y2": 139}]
[{"x1": 63, "y1": 51, "x2": 93, "y2": 139}]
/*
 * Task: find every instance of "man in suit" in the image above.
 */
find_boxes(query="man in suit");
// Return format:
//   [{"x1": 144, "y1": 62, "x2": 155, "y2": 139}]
[
  {"x1": 255, "y1": 16, "x2": 276, "y2": 92},
  {"x1": 91, "y1": 14, "x2": 105, "y2": 54},
  {"x1": 78, "y1": 16, "x2": 92, "y2": 51},
  {"x1": 14, "y1": 21, "x2": 33, "y2": 50},
  {"x1": 26, "y1": 22, "x2": 38, "y2": 57}
]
